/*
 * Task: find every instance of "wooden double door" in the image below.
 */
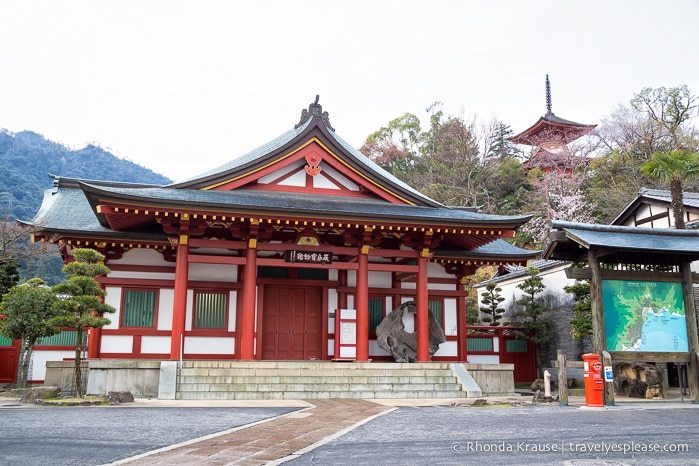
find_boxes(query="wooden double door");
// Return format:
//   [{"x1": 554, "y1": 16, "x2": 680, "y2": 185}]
[{"x1": 261, "y1": 286, "x2": 322, "y2": 360}]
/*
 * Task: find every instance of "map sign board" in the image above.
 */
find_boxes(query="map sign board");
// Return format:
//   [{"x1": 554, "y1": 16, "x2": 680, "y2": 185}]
[{"x1": 602, "y1": 280, "x2": 688, "y2": 352}]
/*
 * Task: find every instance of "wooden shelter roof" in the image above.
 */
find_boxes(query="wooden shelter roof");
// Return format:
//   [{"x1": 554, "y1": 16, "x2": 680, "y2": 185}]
[{"x1": 544, "y1": 220, "x2": 699, "y2": 265}]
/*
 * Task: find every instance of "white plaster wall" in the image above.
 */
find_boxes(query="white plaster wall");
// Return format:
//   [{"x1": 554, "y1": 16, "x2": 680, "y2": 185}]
[
  {"x1": 369, "y1": 339, "x2": 389, "y2": 357},
  {"x1": 319, "y1": 165, "x2": 360, "y2": 191},
  {"x1": 31, "y1": 350, "x2": 73, "y2": 382},
  {"x1": 480, "y1": 266, "x2": 575, "y2": 314},
  {"x1": 402, "y1": 309, "x2": 415, "y2": 333},
  {"x1": 228, "y1": 291, "x2": 237, "y2": 332},
  {"x1": 258, "y1": 161, "x2": 298, "y2": 183},
  {"x1": 184, "y1": 337, "x2": 235, "y2": 355},
  {"x1": 189, "y1": 263, "x2": 237, "y2": 282},
  {"x1": 103, "y1": 286, "x2": 121, "y2": 330},
  {"x1": 108, "y1": 248, "x2": 169, "y2": 266},
  {"x1": 158, "y1": 289, "x2": 174, "y2": 331},
  {"x1": 184, "y1": 290, "x2": 194, "y2": 331},
  {"x1": 433, "y1": 340, "x2": 457, "y2": 357},
  {"x1": 467, "y1": 354, "x2": 500, "y2": 364},
  {"x1": 384, "y1": 296, "x2": 393, "y2": 313},
  {"x1": 428, "y1": 262, "x2": 452, "y2": 278},
  {"x1": 279, "y1": 170, "x2": 306, "y2": 186},
  {"x1": 101, "y1": 335, "x2": 133, "y2": 353},
  {"x1": 108, "y1": 271, "x2": 175, "y2": 280},
  {"x1": 444, "y1": 298, "x2": 458, "y2": 336},
  {"x1": 312, "y1": 173, "x2": 340, "y2": 190},
  {"x1": 141, "y1": 336, "x2": 171, "y2": 354},
  {"x1": 327, "y1": 289, "x2": 338, "y2": 334},
  {"x1": 347, "y1": 270, "x2": 392, "y2": 288}
]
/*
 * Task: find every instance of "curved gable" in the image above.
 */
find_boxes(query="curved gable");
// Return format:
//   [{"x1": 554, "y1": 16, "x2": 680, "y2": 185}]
[{"x1": 169, "y1": 98, "x2": 444, "y2": 207}]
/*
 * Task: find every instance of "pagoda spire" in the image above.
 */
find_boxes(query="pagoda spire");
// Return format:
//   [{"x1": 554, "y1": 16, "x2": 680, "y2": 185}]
[
  {"x1": 509, "y1": 75, "x2": 597, "y2": 150},
  {"x1": 545, "y1": 74, "x2": 552, "y2": 116}
]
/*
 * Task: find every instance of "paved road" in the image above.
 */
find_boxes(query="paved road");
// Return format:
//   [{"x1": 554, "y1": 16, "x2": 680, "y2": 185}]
[
  {"x1": 285, "y1": 404, "x2": 699, "y2": 466},
  {"x1": 0, "y1": 406, "x2": 296, "y2": 465},
  {"x1": 2, "y1": 402, "x2": 699, "y2": 466}
]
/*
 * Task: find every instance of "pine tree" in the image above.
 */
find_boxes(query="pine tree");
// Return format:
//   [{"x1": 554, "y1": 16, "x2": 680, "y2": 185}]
[
  {"x1": 513, "y1": 267, "x2": 552, "y2": 376},
  {"x1": 52, "y1": 249, "x2": 115, "y2": 397},
  {"x1": 564, "y1": 280, "x2": 592, "y2": 344},
  {"x1": 479, "y1": 282, "x2": 505, "y2": 326}
]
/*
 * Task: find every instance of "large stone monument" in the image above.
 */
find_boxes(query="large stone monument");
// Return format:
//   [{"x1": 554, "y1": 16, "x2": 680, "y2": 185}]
[{"x1": 376, "y1": 301, "x2": 446, "y2": 362}]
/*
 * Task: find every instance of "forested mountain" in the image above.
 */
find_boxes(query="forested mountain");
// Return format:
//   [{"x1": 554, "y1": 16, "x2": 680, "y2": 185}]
[
  {"x1": 0, "y1": 128, "x2": 172, "y2": 285},
  {"x1": 0, "y1": 129, "x2": 171, "y2": 221}
]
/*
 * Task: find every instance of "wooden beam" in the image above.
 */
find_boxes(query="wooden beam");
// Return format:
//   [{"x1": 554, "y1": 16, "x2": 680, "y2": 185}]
[
  {"x1": 681, "y1": 262, "x2": 699, "y2": 402},
  {"x1": 610, "y1": 352, "x2": 690, "y2": 363},
  {"x1": 588, "y1": 249, "x2": 605, "y2": 356},
  {"x1": 566, "y1": 267, "x2": 699, "y2": 284}
]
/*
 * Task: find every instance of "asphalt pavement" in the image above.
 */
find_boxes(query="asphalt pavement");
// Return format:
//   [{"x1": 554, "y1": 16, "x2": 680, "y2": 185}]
[
  {"x1": 283, "y1": 402, "x2": 699, "y2": 466},
  {"x1": 1, "y1": 396, "x2": 698, "y2": 466}
]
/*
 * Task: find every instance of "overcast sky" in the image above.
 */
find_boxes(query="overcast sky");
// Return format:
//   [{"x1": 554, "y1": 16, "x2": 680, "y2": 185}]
[{"x1": 2, "y1": 1, "x2": 698, "y2": 182}]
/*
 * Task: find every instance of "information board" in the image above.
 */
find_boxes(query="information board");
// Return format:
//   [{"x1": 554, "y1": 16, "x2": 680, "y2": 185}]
[{"x1": 334, "y1": 308, "x2": 357, "y2": 360}]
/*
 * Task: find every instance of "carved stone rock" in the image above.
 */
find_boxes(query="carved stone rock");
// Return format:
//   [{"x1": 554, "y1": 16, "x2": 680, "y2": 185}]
[
  {"x1": 613, "y1": 362, "x2": 664, "y2": 399},
  {"x1": 18, "y1": 386, "x2": 61, "y2": 404},
  {"x1": 106, "y1": 390, "x2": 135, "y2": 403},
  {"x1": 376, "y1": 301, "x2": 446, "y2": 362}
]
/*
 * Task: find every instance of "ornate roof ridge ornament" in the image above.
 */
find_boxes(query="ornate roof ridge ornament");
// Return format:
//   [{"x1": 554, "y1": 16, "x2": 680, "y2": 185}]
[{"x1": 295, "y1": 95, "x2": 335, "y2": 131}]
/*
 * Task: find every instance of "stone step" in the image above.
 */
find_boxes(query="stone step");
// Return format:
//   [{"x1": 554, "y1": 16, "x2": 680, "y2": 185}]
[
  {"x1": 177, "y1": 382, "x2": 463, "y2": 393},
  {"x1": 177, "y1": 375, "x2": 459, "y2": 384},
  {"x1": 179, "y1": 361, "x2": 454, "y2": 370},
  {"x1": 174, "y1": 362, "x2": 471, "y2": 401},
  {"x1": 179, "y1": 368, "x2": 455, "y2": 377},
  {"x1": 177, "y1": 389, "x2": 468, "y2": 400}
]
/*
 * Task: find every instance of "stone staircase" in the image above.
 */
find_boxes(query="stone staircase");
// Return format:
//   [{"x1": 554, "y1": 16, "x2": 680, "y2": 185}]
[{"x1": 176, "y1": 361, "x2": 472, "y2": 400}]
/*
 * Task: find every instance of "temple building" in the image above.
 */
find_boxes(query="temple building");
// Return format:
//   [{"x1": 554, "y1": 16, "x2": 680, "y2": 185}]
[
  {"x1": 24, "y1": 98, "x2": 538, "y2": 378},
  {"x1": 510, "y1": 75, "x2": 596, "y2": 175}
]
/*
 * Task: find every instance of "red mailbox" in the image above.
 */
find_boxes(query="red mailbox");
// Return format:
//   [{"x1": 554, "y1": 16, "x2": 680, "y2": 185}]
[{"x1": 582, "y1": 353, "x2": 605, "y2": 407}]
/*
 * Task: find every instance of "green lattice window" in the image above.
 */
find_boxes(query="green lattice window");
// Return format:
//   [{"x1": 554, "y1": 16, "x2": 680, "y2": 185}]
[
  {"x1": 428, "y1": 300, "x2": 443, "y2": 325},
  {"x1": 122, "y1": 290, "x2": 157, "y2": 327},
  {"x1": 467, "y1": 337, "x2": 493, "y2": 352},
  {"x1": 38, "y1": 330, "x2": 83, "y2": 346},
  {"x1": 0, "y1": 334, "x2": 13, "y2": 346},
  {"x1": 506, "y1": 339, "x2": 528, "y2": 352},
  {"x1": 368, "y1": 298, "x2": 384, "y2": 333},
  {"x1": 195, "y1": 292, "x2": 227, "y2": 329}
]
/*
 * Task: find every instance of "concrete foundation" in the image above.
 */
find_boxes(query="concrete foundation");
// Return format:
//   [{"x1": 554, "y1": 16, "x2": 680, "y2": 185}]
[{"x1": 43, "y1": 360, "x2": 516, "y2": 399}]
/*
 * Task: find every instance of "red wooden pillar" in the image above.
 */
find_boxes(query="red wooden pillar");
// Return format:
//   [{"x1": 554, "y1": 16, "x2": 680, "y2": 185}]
[
  {"x1": 456, "y1": 277, "x2": 467, "y2": 362},
  {"x1": 170, "y1": 234, "x2": 190, "y2": 360},
  {"x1": 416, "y1": 253, "x2": 429, "y2": 362},
  {"x1": 240, "y1": 240, "x2": 258, "y2": 360},
  {"x1": 356, "y1": 246, "x2": 369, "y2": 361},
  {"x1": 87, "y1": 327, "x2": 101, "y2": 359}
]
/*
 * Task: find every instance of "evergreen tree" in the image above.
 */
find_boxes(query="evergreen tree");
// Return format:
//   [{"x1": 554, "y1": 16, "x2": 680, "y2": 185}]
[
  {"x1": 479, "y1": 282, "x2": 505, "y2": 326},
  {"x1": 0, "y1": 258, "x2": 20, "y2": 296},
  {"x1": 0, "y1": 278, "x2": 60, "y2": 387},
  {"x1": 513, "y1": 267, "x2": 552, "y2": 376},
  {"x1": 52, "y1": 249, "x2": 115, "y2": 397},
  {"x1": 465, "y1": 295, "x2": 480, "y2": 326},
  {"x1": 564, "y1": 280, "x2": 592, "y2": 345}
]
